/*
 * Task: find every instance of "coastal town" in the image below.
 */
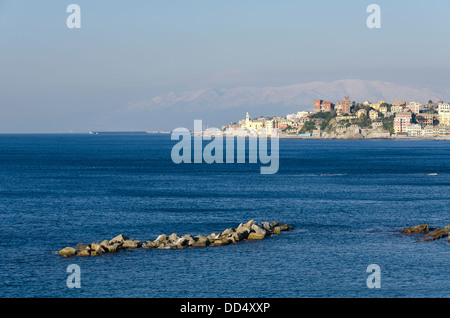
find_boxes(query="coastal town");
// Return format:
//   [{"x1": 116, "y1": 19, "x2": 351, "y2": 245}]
[{"x1": 222, "y1": 97, "x2": 450, "y2": 139}]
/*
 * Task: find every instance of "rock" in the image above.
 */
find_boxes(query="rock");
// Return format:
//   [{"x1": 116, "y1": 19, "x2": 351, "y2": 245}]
[
  {"x1": 210, "y1": 238, "x2": 232, "y2": 247},
  {"x1": 104, "y1": 243, "x2": 121, "y2": 253},
  {"x1": 221, "y1": 228, "x2": 236, "y2": 236},
  {"x1": 174, "y1": 237, "x2": 188, "y2": 249},
  {"x1": 183, "y1": 235, "x2": 196, "y2": 246},
  {"x1": 248, "y1": 232, "x2": 265, "y2": 240},
  {"x1": 400, "y1": 224, "x2": 429, "y2": 234},
  {"x1": 251, "y1": 224, "x2": 267, "y2": 237},
  {"x1": 279, "y1": 224, "x2": 294, "y2": 231},
  {"x1": 158, "y1": 242, "x2": 176, "y2": 249},
  {"x1": 155, "y1": 234, "x2": 167, "y2": 243},
  {"x1": 168, "y1": 233, "x2": 180, "y2": 243},
  {"x1": 109, "y1": 234, "x2": 130, "y2": 244},
  {"x1": 157, "y1": 242, "x2": 170, "y2": 250},
  {"x1": 272, "y1": 227, "x2": 281, "y2": 235},
  {"x1": 122, "y1": 240, "x2": 141, "y2": 249},
  {"x1": 90, "y1": 243, "x2": 98, "y2": 249},
  {"x1": 75, "y1": 243, "x2": 88, "y2": 252},
  {"x1": 235, "y1": 227, "x2": 250, "y2": 240},
  {"x1": 191, "y1": 235, "x2": 208, "y2": 247},
  {"x1": 423, "y1": 229, "x2": 449, "y2": 241},
  {"x1": 100, "y1": 240, "x2": 109, "y2": 248},
  {"x1": 142, "y1": 241, "x2": 155, "y2": 249},
  {"x1": 94, "y1": 245, "x2": 105, "y2": 254},
  {"x1": 243, "y1": 220, "x2": 256, "y2": 228},
  {"x1": 269, "y1": 221, "x2": 279, "y2": 228},
  {"x1": 261, "y1": 222, "x2": 273, "y2": 232},
  {"x1": 77, "y1": 250, "x2": 90, "y2": 257},
  {"x1": 59, "y1": 247, "x2": 76, "y2": 257}
]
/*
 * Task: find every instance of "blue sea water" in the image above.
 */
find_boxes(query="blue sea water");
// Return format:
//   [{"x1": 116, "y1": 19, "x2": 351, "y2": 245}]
[{"x1": 0, "y1": 134, "x2": 449, "y2": 298}]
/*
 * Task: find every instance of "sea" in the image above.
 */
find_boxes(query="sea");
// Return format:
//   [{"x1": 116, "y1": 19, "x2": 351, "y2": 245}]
[{"x1": 0, "y1": 133, "x2": 448, "y2": 298}]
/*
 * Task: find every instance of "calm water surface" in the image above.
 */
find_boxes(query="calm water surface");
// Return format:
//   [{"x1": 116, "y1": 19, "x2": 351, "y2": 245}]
[{"x1": 0, "y1": 134, "x2": 449, "y2": 298}]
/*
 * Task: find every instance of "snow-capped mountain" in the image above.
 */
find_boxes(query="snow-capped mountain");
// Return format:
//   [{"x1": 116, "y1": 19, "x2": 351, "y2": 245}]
[{"x1": 118, "y1": 79, "x2": 450, "y2": 129}]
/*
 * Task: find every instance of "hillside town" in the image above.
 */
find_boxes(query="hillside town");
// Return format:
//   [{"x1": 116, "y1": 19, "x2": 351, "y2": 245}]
[{"x1": 222, "y1": 97, "x2": 450, "y2": 139}]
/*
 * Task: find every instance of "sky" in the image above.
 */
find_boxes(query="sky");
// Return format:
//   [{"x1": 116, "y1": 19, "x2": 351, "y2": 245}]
[{"x1": 0, "y1": 0, "x2": 449, "y2": 132}]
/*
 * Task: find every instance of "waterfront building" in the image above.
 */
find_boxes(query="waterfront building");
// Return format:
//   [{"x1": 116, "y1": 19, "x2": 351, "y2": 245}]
[
  {"x1": 394, "y1": 112, "x2": 412, "y2": 134},
  {"x1": 438, "y1": 103, "x2": 450, "y2": 126},
  {"x1": 438, "y1": 125, "x2": 450, "y2": 136},
  {"x1": 423, "y1": 125, "x2": 439, "y2": 137},
  {"x1": 407, "y1": 124, "x2": 423, "y2": 137}
]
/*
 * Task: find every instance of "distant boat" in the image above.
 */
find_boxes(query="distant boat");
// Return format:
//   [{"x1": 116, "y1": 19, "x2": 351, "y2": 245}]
[{"x1": 427, "y1": 173, "x2": 438, "y2": 176}]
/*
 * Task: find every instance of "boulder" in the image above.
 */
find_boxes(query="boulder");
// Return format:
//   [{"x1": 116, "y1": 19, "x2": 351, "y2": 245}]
[
  {"x1": 109, "y1": 234, "x2": 130, "y2": 244},
  {"x1": 423, "y1": 229, "x2": 449, "y2": 241},
  {"x1": 59, "y1": 247, "x2": 76, "y2": 257},
  {"x1": 400, "y1": 224, "x2": 429, "y2": 234},
  {"x1": 94, "y1": 245, "x2": 105, "y2": 254},
  {"x1": 77, "y1": 250, "x2": 90, "y2": 257},
  {"x1": 235, "y1": 227, "x2": 250, "y2": 240},
  {"x1": 104, "y1": 243, "x2": 121, "y2": 253},
  {"x1": 269, "y1": 221, "x2": 279, "y2": 228},
  {"x1": 221, "y1": 228, "x2": 236, "y2": 236},
  {"x1": 168, "y1": 233, "x2": 180, "y2": 243},
  {"x1": 122, "y1": 240, "x2": 141, "y2": 249},
  {"x1": 210, "y1": 238, "x2": 232, "y2": 247},
  {"x1": 261, "y1": 222, "x2": 274, "y2": 232},
  {"x1": 279, "y1": 224, "x2": 294, "y2": 231},
  {"x1": 251, "y1": 224, "x2": 267, "y2": 237},
  {"x1": 75, "y1": 243, "x2": 88, "y2": 252},
  {"x1": 243, "y1": 220, "x2": 256, "y2": 228},
  {"x1": 192, "y1": 235, "x2": 208, "y2": 247},
  {"x1": 158, "y1": 242, "x2": 176, "y2": 249},
  {"x1": 183, "y1": 235, "x2": 196, "y2": 246},
  {"x1": 155, "y1": 234, "x2": 167, "y2": 243},
  {"x1": 174, "y1": 237, "x2": 188, "y2": 249},
  {"x1": 272, "y1": 227, "x2": 281, "y2": 235},
  {"x1": 142, "y1": 241, "x2": 155, "y2": 249},
  {"x1": 248, "y1": 232, "x2": 265, "y2": 240}
]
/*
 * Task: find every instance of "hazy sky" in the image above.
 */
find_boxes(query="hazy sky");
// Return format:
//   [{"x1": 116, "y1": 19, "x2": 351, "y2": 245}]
[{"x1": 0, "y1": 0, "x2": 449, "y2": 132}]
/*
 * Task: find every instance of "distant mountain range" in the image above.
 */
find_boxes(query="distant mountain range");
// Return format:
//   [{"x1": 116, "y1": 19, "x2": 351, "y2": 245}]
[{"x1": 117, "y1": 79, "x2": 450, "y2": 130}]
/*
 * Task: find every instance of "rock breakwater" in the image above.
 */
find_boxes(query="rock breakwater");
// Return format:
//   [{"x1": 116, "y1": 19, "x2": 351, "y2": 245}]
[
  {"x1": 401, "y1": 224, "x2": 450, "y2": 242},
  {"x1": 58, "y1": 220, "x2": 294, "y2": 257}
]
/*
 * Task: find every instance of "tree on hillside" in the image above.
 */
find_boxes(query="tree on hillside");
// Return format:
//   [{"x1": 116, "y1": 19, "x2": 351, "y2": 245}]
[{"x1": 299, "y1": 121, "x2": 316, "y2": 134}]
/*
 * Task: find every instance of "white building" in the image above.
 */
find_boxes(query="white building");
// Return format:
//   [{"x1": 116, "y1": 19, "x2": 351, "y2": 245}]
[
  {"x1": 407, "y1": 124, "x2": 423, "y2": 137},
  {"x1": 438, "y1": 103, "x2": 450, "y2": 126},
  {"x1": 408, "y1": 102, "x2": 423, "y2": 114}
]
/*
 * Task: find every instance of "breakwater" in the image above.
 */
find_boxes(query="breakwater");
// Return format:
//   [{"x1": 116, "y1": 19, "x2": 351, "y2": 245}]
[
  {"x1": 401, "y1": 224, "x2": 450, "y2": 242},
  {"x1": 58, "y1": 220, "x2": 294, "y2": 257}
]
